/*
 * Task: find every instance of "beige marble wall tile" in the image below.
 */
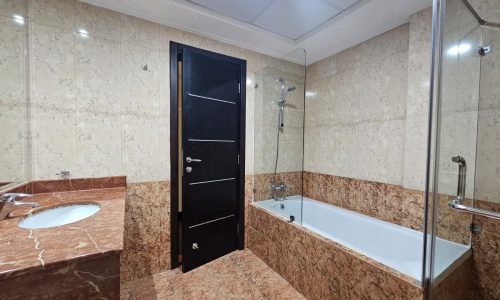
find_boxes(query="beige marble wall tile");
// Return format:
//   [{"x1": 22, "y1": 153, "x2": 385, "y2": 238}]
[
  {"x1": 0, "y1": 0, "x2": 27, "y2": 18},
  {"x1": 29, "y1": 0, "x2": 75, "y2": 29},
  {"x1": 75, "y1": 110, "x2": 122, "y2": 178},
  {"x1": 75, "y1": 33, "x2": 121, "y2": 114},
  {"x1": 0, "y1": 16, "x2": 26, "y2": 104},
  {"x1": 31, "y1": 23, "x2": 75, "y2": 110},
  {"x1": 404, "y1": 8, "x2": 432, "y2": 191},
  {"x1": 121, "y1": 45, "x2": 161, "y2": 116},
  {"x1": 74, "y1": 1, "x2": 121, "y2": 41},
  {"x1": 121, "y1": 14, "x2": 159, "y2": 50},
  {"x1": 475, "y1": 109, "x2": 500, "y2": 203},
  {"x1": 304, "y1": 21, "x2": 412, "y2": 188},
  {"x1": 0, "y1": 104, "x2": 28, "y2": 182},
  {"x1": 32, "y1": 107, "x2": 76, "y2": 179},
  {"x1": 358, "y1": 121, "x2": 389, "y2": 182},
  {"x1": 121, "y1": 114, "x2": 160, "y2": 183}
]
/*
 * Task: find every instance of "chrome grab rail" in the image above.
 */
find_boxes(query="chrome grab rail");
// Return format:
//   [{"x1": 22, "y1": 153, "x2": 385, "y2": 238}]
[
  {"x1": 448, "y1": 199, "x2": 500, "y2": 220},
  {"x1": 448, "y1": 156, "x2": 500, "y2": 220}
]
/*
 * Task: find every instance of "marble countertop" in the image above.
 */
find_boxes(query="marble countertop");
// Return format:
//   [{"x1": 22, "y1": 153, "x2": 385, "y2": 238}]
[{"x1": 0, "y1": 179, "x2": 126, "y2": 280}]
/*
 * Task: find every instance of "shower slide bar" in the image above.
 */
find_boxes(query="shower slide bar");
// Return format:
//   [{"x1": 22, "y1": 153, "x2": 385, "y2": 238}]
[{"x1": 448, "y1": 156, "x2": 500, "y2": 220}]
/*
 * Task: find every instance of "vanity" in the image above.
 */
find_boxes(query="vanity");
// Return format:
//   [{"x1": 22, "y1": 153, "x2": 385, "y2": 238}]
[{"x1": 0, "y1": 177, "x2": 126, "y2": 299}]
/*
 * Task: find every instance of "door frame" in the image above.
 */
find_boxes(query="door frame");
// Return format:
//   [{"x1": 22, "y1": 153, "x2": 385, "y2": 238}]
[{"x1": 169, "y1": 41, "x2": 246, "y2": 269}]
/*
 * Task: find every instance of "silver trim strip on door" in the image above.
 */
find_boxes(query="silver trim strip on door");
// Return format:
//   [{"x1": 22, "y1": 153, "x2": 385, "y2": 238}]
[
  {"x1": 189, "y1": 214, "x2": 235, "y2": 229},
  {"x1": 189, "y1": 177, "x2": 236, "y2": 185},
  {"x1": 188, "y1": 139, "x2": 235, "y2": 143},
  {"x1": 188, "y1": 93, "x2": 235, "y2": 105}
]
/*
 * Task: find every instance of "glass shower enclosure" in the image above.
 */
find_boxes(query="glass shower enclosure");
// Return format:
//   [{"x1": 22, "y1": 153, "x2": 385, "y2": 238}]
[
  {"x1": 427, "y1": 0, "x2": 500, "y2": 298},
  {"x1": 252, "y1": 49, "x2": 306, "y2": 224}
]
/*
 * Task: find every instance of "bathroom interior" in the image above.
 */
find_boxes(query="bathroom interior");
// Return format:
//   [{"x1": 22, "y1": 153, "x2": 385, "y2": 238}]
[{"x1": 1, "y1": 0, "x2": 499, "y2": 299}]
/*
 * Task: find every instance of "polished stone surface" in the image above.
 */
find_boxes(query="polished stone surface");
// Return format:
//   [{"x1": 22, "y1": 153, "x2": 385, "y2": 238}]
[
  {"x1": 121, "y1": 181, "x2": 170, "y2": 282},
  {"x1": 0, "y1": 178, "x2": 125, "y2": 280},
  {"x1": 121, "y1": 249, "x2": 304, "y2": 300}
]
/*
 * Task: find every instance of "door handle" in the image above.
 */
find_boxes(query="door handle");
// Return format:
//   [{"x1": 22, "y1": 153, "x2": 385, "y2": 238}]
[{"x1": 186, "y1": 157, "x2": 202, "y2": 163}]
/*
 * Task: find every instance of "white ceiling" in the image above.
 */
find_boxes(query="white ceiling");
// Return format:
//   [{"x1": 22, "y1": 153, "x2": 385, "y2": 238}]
[
  {"x1": 188, "y1": 0, "x2": 361, "y2": 40},
  {"x1": 81, "y1": 0, "x2": 432, "y2": 64}
]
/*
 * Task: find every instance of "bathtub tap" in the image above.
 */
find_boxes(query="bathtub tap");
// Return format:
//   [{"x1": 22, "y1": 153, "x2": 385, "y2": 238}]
[{"x1": 271, "y1": 182, "x2": 288, "y2": 201}]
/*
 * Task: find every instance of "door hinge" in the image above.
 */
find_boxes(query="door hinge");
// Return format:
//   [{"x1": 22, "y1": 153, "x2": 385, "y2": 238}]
[
  {"x1": 236, "y1": 223, "x2": 240, "y2": 234},
  {"x1": 470, "y1": 223, "x2": 481, "y2": 233},
  {"x1": 238, "y1": 83, "x2": 241, "y2": 94},
  {"x1": 237, "y1": 154, "x2": 240, "y2": 165}
]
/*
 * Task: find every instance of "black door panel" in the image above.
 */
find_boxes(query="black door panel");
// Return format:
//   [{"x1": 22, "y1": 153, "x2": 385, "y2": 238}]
[
  {"x1": 182, "y1": 215, "x2": 237, "y2": 272},
  {"x1": 180, "y1": 45, "x2": 245, "y2": 272},
  {"x1": 183, "y1": 180, "x2": 238, "y2": 227},
  {"x1": 187, "y1": 51, "x2": 240, "y2": 101},
  {"x1": 184, "y1": 98, "x2": 238, "y2": 140},
  {"x1": 184, "y1": 141, "x2": 237, "y2": 182}
]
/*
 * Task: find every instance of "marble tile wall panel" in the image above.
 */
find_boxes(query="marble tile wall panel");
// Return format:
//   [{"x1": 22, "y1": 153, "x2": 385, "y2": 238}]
[
  {"x1": 303, "y1": 171, "x2": 471, "y2": 244},
  {"x1": 121, "y1": 181, "x2": 170, "y2": 282},
  {"x1": 25, "y1": 0, "x2": 302, "y2": 182},
  {"x1": 247, "y1": 204, "x2": 424, "y2": 300},
  {"x1": 0, "y1": 9, "x2": 30, "y2": 183},
  {"x1": 304, "y1": 23, "x2": 410, "y2": 186},
  {"x1": 253, "y1": 172, "x2": 303, "y2": 202},
  {"x1": 469, "y1": 0, "x2": 500, "y2": 23},
  {"x1": 0, "y1": 254, "x2": 120, "y2": 300},
  {"x1": 404, "y1": 8, "x2": 433, "y2": 191},
  {"x1": 471, "y1": 200, "x2": 500, "y2": 299}
]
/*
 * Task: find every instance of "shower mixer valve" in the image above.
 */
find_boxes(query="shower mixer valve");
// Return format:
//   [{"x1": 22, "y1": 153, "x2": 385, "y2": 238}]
[{"x1": 271, "y1": 182, "x2": 288, "y2": 201}]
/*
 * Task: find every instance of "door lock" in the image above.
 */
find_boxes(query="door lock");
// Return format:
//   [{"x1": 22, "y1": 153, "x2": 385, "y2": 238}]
[
  {"x1": 186, "y1": 166, "x2": 192, "y2": 173},
  {"x1": 186, "y1": 157, "x2": 202, "y2": 163},
  {"x1": 192, "y1": 243, "x2": 199, "y2": 250}
]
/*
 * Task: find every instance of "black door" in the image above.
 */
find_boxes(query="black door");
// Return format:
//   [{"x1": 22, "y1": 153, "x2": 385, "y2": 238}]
[{"x1": 180, "y1": 45, "x2": 246, "y2": 272}]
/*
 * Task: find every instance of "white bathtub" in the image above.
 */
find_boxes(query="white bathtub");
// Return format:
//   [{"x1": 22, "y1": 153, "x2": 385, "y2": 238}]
[{"x1": 256, "y1": 195, "x2": 470, "y2": 282}]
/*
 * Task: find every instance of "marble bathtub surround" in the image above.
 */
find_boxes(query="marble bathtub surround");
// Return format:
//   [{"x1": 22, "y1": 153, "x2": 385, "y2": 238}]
[
  {"x1": 248, "y1": 204, "x2": 423, "y2": 299},
  {"x1": 0, "y1": 177, "x2": 125, "y2": 298},
  {"x1": 248, "y1": 203, "x2": 471, "y2": 299}
]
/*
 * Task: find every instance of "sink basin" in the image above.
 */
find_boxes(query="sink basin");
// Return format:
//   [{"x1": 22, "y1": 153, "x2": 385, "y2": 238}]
[{"x1": 18, "y1": 204, "x2": 101, "y2": 229}]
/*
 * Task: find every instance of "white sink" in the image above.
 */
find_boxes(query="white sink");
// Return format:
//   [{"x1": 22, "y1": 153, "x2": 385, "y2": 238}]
[{"x1": 18, "y1": 204, "x2": 101, "y2": 229}]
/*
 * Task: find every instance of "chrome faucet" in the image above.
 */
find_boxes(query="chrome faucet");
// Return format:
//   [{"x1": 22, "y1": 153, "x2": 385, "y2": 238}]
[
  {"x1": 271, "y1": 182, "x2": 288, "y2": 201},
  {"x1": 0, "y1": 193, "x2": 39, "y2": 220}
]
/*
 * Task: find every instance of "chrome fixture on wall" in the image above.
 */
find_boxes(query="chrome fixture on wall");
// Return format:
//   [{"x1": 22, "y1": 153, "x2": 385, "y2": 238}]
[
  {"x1": 271, "y1": 77, "x2": 296, "y2": 201},
  {"x1": 277, "y1": 77, "x2": 296, "y2": 129},
  {"x1": 448, "y1": 156, "x2": 500, "y2": 220}
]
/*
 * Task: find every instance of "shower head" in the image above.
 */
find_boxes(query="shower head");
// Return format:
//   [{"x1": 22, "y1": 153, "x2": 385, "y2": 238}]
[{"x1": 280, "y1": 85, "x2": 296, "y2": 102}]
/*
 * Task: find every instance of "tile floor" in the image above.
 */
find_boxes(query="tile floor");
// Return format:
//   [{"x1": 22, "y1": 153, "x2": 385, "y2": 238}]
[{"x1": 121, "y1": 249, "x2": 304, "y2": 299}]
